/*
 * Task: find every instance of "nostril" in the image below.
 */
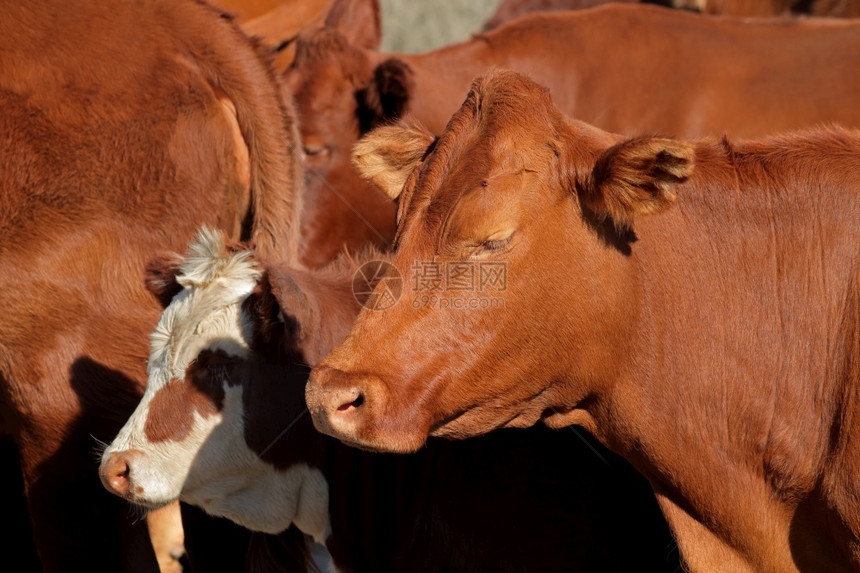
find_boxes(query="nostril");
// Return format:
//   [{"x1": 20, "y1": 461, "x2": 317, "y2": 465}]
[
  {"x1": 110, "y1": 461, "x2": 130, "y2": 493},
  {"x1": 336, "y1": 392, "x2": 365, "y2": 412},
  {"x1": 100, "y1": 453, "x2": 133, "y2": 497}
]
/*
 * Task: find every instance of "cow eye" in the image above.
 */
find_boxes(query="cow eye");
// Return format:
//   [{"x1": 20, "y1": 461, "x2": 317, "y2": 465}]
[
  {"x1": 481, "y1": 234, "x2": 513, "y2": 252},
  {"x1": 199, "y1": 349, "x2": 237, "y2": 372},
  {"x1": 302, "y1": 143, "x2": 331, "y2": 161}
]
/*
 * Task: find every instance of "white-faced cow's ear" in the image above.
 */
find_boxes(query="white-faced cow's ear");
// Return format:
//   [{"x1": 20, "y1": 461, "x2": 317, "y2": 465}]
[
  {"x1": 356, "y1": 59, "x2": 415, "y2": 133},
  {"x1": 324, "y1": 0, "x2": 382, "y2": 50},
  {"x1": 351, "y1": 121, "x2": 435, "y2": 200},
  {"x1": 145, "y1": 252, "x2": 185, "y2": 308},
  {"x1": 242, "y1": 272, "x2": 289, "y2": 358},
  {"x1": 583, "y1": 137, "x2": 695, "y2": 231}
]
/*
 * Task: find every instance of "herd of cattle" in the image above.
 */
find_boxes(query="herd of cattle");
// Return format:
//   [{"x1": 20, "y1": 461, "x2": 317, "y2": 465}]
[{"x1": 1, "y1": 0, "x2": 858, "y2": 571}]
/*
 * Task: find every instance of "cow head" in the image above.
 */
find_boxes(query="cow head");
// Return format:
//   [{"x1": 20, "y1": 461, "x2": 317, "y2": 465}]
[
  {"x1": 284, "y1": 26, "x2": 412, "y2": 265},
  {"x1": 306, "y1": 70, "x2": 695, "y2": 452},
  {"x1": 98, "y1": 228, "x2": 354, "y2": 540}
]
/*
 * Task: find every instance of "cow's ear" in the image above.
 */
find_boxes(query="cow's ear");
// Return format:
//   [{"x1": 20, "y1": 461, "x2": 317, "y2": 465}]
[
  {"x1": 243, "y1": 272, "x2": 289, "y2": 358},
  {"x1": 356, "y1": 59, "x2": 414, "y2": 133},
  {"x1": 145, "y1": 253, "x2": 185, "y2": 308},
  {"x1": 351, "y1": 122, "x2": 435, "y2": 199},
  {"x1": 324, "y1": 0, "x2": 382, "y2": 50},
  {"x1": 583, "y1": 137, "x2": 694, "y2": 231}
]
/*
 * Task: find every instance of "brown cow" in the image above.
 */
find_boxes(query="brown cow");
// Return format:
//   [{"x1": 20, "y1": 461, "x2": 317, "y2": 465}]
[
  {"x1": 100, "y1": 228, "x2": 679, "y2": 572},
  {"x1": 306, "y1": 70, "x2": 860, "y2": 571},
  {"x1": 685, "y1": 0, "x2": 860, "y2": 16},
  {"x1": 0, "y1": 0, "x2": 301, "y2": 569},
  {"x1": 285, "y1": 3, "x2": 860, "y2": 267},
  {"x1": 483, "y1": 0, "x2": 860, "y2": 28}
]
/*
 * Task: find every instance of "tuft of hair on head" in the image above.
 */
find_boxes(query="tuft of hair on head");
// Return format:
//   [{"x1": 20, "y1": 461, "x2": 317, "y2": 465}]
[{"x1": 176, "y1": 226, "x2": 260, "y2": 289}]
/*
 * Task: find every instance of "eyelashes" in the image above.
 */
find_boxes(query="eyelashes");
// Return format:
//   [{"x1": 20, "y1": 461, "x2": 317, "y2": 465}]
[{"x1": 480, "y1": 234, "x2": 513, "y2": 252}]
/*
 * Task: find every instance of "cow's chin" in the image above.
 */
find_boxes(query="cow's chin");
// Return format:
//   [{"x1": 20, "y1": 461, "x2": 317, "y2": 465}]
[
  {"x1": 429, "y1": 402, "x2": 547, "y2": 440},
  {"x1": 121, "y1": 477, "x2": 183, "y2": 512},
  {"x1": 323, "y1": 409, "x2": 433, "y2": 454},
  {"x1": 132, "y1": 496, "x2": 178, "y2": 512},
  {"x1": 334, "y1": 430, "x2": 428, "y2": 454}
]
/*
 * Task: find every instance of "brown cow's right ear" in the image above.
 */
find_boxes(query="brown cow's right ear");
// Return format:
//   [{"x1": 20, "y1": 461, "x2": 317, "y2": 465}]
[
  {"x1": 583, "y1": 137, "x2": 695, "y2": 231},
  {"x1": 145, "y1": 253, "x2": 185, "y2": 308},
  {"x1": 351, "y1": 122, "x2": 435, "y2": 199}
]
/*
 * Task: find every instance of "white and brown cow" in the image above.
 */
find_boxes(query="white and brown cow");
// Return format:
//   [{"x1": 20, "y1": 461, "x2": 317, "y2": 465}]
[{"x1": 101, "y1": 228, "x2": 680, "y2": 572}]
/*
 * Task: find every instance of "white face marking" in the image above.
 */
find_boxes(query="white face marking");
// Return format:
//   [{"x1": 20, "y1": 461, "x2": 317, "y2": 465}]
[{"x1": 102, "y1": 229, "x2": 330, "y2": 538}]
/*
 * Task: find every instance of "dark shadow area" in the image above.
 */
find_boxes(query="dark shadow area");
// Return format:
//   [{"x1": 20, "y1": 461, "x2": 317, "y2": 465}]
[
  {"x1": 0, "y1": 435, "x2": 42, "y2": 571},
  {"x1": 36, "y1": 357, "x2": 252, "y2": 572},
  {"x1": 580, "y1": 201, "x2": 638, "y2": 256},
  {"x1": 23, "y1": 357, "x2": 161, "y2": 572},
  {"x1": 789, "y1": 494, "x2": 854, "y2": 571},
  {"x1": 321, "y1": 424, "x2": 681, "y2": 572}
]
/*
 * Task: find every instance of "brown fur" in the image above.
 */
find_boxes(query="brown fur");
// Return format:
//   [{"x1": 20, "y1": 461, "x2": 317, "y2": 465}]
[
  {"x1": 0, "y1": 0, "x2": 302, "y2": 569},
  {"x1": 483, "y1": 0, "x2": 860, "y2": 29},
  {"x1": 286, "y1": 3, "x2": 860, "y2": 268},
  {"x1": 144, "y1": 350, "x2": 236, "y2": 444},
  {"x1": 308, "y1": 70, "x2": 860, "y2": 571}
]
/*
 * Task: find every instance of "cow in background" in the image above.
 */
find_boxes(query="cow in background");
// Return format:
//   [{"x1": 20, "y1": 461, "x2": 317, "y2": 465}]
[
  {"x1": 307, "y1": 70, "x2": 860, "y2": 571},
  {"x1": 220, "y1": 0, "x2": 382, "y2": 72},
  {"x1": 285, "y1": 4, "x2": 860, "y2": 267},
  {"x1": 483, "y1": 0, "x2": 860, "y2": 29},
  {"x1": 0, "y1": 0, "x2": 302, "y2": 569},
  {"x1": 100, "y1": 228, "x2": 680, "y2": 572}
]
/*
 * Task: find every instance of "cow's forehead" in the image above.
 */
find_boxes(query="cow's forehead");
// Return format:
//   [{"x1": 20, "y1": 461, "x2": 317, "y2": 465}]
[
  {"x1": 148, "y1": 288, "x2": 252, "y2": 380},
  {"x1": 147, "y1": 243, "x2": 261, "y2": 388},
  {"x1": 397, "y1": 76, "x2": 560, "y2": 245}
]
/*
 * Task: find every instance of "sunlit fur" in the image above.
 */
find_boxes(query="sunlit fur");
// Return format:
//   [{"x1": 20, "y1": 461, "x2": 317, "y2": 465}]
[{"x1": 102, "y1": 229, "x2": 329, "y2": 539}]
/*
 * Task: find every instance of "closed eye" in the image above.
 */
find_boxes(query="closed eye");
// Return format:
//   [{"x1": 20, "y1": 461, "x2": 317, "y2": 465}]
[
  {"x1": 303, "y1": 143, "x2": 330, "y2": 158},
  {"x1": 481, "y1": 234, "x2": 513, "y2": 252}
]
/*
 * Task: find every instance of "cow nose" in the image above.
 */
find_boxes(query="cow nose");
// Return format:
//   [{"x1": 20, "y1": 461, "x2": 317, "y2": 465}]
[
  {"x1": 100, "y1": 451, "x2": 138, "y2": 498},
  {"x1": 307, "y1": 366, "x2": 383, "y2": 441}
]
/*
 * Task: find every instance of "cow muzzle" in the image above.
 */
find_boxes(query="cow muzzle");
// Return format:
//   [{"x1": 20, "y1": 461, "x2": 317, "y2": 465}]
[
  {"x1": 99, "y1": 449, "x2": 143, "y2": 501},
  {"x1": 305, "y1": 365, "x2": 390, "y2": 448}
]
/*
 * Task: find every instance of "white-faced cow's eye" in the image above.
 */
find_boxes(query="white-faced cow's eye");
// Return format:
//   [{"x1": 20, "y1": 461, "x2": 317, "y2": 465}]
[{"x1": 198, "y1": 349, "x2": 237, "y2": 376}]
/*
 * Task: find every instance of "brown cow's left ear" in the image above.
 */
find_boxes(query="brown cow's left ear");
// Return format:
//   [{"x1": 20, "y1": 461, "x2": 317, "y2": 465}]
[
  {"x1": 352, "y1": 121, "x2": 436, "y2": 199},
  {"x1": 145, "y1": 252, "x2": 185, "y2": 308},
  {"x1": 583, "y1": 137, "x2": 695, "y2": 231},
  {"x1": 356, "y1": 59, "x2": 415, "y2": 133}
]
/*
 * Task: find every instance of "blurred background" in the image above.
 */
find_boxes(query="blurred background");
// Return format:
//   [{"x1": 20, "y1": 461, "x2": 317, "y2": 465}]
[{"x1": 379, "y1": 0, "x2": 503, "y2": 52}]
